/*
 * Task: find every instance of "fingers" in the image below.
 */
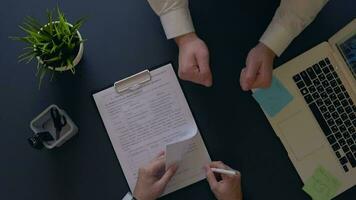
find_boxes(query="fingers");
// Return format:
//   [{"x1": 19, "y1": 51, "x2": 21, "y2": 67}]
[
  {"x1": 251, "y1": 62, "x2": 273, "y2": 89},
  {"x1": 240, "y1": 67, "x2": 258, "y2": 91},
  {"x1": 157, "y1": 164, "x2": 178, "y2": 187},
  {"x1": 241, "y1": 62, "x2": 274, "y2": 90},
  {"x1": 243, "y1": 69, "x2": 258, "y2": 88},
  {"x1": 240, "y1": 67, "x2": 254, "y2": 91},
  {"x1": 178, "y1": 38, "x2": 213, "y2": 87},
  {"x1": 147, "y1": 154, "x2": 165, "y2": 174},
  {"x1": 241, "y1": 57, "x2": 259, "y2": 90},
  {"x1": 179, "y1": 56, "x2": 212, "y2": 87},
  {"x1": 240, "y1": 43, "x2": 275, "y2": 91},
  {"x1": 208, "y1": 161, "x2": 233, "y2": 180},
  {"x1": 178, "y1": 49, "x2": 200, "y2": 82},
  {"x1": 209, "y1": 161, "x2": 229, "y2": 169},
  {"x1": 239, "y1": 68, "x2": 247, "y2": 90},
  {"x1": 249, "y1": 72, "x2": 272, "y2": 89},
  {"x1": 195, "y1": 50, "x2": 213, "y2": 87},
  {"x1": 205, "y1": 165, "x2": 218, "y2": 191}
]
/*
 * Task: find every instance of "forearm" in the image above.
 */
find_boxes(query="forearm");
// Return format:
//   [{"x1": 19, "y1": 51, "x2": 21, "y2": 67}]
[
  {"x1": 260, "y1": 0, "x2": 329, "y2": 56},
  {"x1": 147, "y1": 0, "x2": 195, "y2": 39}
]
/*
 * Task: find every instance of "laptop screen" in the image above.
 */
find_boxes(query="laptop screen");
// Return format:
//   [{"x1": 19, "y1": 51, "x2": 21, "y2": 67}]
[{"x1": 336, "y1": 33, "x2": 356, "y2": 79}]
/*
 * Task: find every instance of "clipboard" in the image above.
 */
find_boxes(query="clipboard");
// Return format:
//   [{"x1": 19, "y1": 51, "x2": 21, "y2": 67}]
[
  {"x1": 113, "y1": 69, "x2": 151, "y2": 93},
  {"x1": 91, "y1": 62, "x2": 211, "y2": 196},
  {"x1": 91, "y1": 61, "x2": 172, "y2": 95},
  {"x1": 90, "y1": 62, "x2": 170, "y2": 193}
]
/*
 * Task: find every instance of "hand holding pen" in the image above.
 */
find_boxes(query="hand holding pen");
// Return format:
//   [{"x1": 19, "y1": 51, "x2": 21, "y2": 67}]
[{"x1": 205, "y1": 161, "x2": 243, "y2": 200}]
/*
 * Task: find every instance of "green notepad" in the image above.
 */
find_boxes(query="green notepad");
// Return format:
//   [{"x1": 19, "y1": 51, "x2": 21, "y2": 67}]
[
  {"x1": 252, "y1": 76, "x2": 293, "y2": 117},
  {"x1": 302, "y1": 166, "x2": 342, "y2": 200}
]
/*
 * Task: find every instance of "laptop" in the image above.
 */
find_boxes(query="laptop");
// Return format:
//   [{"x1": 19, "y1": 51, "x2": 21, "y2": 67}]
[{"x1": 266, "y1": 18, "x2": 356, "y2": 197}]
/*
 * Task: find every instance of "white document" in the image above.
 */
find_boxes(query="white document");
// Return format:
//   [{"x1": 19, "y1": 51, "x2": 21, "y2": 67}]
[
  {"x1": 93, "y1": 64, "x2": 211, "y2": 195},
  {"x1": 165, "y1": 126, "x2": 198, "y2": 169}
]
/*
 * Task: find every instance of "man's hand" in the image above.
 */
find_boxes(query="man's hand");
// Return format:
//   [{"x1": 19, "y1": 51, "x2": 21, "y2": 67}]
[
  {"x1": 240, "y1": 42, "x2": 276, "y2": 91},
  {"x1": 133, "y1": 152, "x2": 178, "y2": 200},
  {"x1": 175, "y1": 32, "x2": 213, "y2": 87},
  {"x1": 205, "y1": 161, "x2": 243, "y2": 200}
]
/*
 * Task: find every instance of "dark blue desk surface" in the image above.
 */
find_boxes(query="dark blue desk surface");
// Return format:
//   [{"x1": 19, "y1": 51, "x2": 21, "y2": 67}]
[{"x1": 1, "y1": 0, "x2": 355, "y2": 199}]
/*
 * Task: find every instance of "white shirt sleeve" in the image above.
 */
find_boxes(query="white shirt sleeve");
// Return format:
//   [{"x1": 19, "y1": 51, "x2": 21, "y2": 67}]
[
  {"x1": 147, "y1": 0, "x2": 195, "y2": 39},
  {"x1": 122, "y1": 192, "x2": 134, "y2": 200},
  {"x1": 260, "y1": 0, "x2": 329, "y2": 56}
]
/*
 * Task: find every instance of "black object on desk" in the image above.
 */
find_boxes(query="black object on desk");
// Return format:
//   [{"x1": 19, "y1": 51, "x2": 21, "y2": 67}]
[
  {"x1": 28, "y1": 107, "x2": 68, "y2": 150},
  {"x1": 50, "y1": 107, "x2": 67, "y2": 140},
  {"x1": 28, "y1": 131, "x2": 55, "y2": 149}
]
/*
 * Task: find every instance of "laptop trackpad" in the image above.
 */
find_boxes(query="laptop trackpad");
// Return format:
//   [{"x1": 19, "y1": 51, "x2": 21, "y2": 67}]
[{"x1": 278, "y1": 111, "x2": 324, "y2": 160}]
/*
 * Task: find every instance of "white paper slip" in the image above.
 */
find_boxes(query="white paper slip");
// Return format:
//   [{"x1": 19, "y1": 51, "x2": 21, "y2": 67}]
[
  {"x1": 165, "y1": 125, "x2": 197, "y2": 169},
  {"x1": 92, "y1": 64, "x2": 211, "y2": 196}
]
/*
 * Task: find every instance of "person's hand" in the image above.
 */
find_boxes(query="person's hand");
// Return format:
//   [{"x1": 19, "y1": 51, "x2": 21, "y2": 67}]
[
  {"x1": 205, "y1": 161, "x2": 243, "y2": 200},
  {"x1": 240, "y1": 42, "x2": 276, "y2": 91},
  {"x1": 133, "y1": 152, "x2": 178, "y2": 200},
  {"x1": 174, "y1": 32, "x2": 213, "y2": 87}
]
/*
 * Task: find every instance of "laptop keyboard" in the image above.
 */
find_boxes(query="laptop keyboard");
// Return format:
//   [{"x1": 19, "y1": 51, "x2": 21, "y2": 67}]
[{"x1": 293, "y1": 58, "x2": 356, "y2": 173}]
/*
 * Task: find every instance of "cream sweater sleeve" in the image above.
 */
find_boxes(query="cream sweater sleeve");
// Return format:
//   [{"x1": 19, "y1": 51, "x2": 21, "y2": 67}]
[
  {"x1": 147, "y1": 0, "x2": 195, "y2": 39},
  {"x1": 260, "y1": 0, "x2": 329, "y2": 56}
]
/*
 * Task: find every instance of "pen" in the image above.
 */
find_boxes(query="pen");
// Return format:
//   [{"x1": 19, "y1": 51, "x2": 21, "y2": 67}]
[{"x1": 211, "y1": 168, "x2": 237, "y2": 176}]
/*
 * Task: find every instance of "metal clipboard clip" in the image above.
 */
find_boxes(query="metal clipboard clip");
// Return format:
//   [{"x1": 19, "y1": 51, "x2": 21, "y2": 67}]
[{"x1": 114, "y1": 70, "x2": 151, "y2": 93}]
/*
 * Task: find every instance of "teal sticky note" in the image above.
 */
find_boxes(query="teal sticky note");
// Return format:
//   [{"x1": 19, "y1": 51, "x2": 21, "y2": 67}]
[
  {"x1": 252, "y1": 76, "x2": 293, "y2": 117},
  {"x1": 302, "y1": 166, "x2": 342, "y2": 200}
]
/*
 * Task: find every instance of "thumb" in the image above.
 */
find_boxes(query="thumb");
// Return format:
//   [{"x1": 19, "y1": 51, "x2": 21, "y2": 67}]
[
  {"x1": 243, "y1": 60, "x2": 260, "y2": 90},
  {"x1": 157, "y1": 164, "x2": 178, "y2": 187},
  {"x1": 250, "y1": 61, "x2": 273, "y2": 89},
  {"x1": 239, "y1": 68, "x2": 247, "y2": 90}
]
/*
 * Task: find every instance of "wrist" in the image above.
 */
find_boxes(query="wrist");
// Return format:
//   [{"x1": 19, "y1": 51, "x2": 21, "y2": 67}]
[
  {"x1": 132, "y1": 194, "x2": 154, "y2": 200},
  {"x1": 174, "y1": 32, "x2": 198, "y2": 47},
  {"x1": 258, "y1": 42, "x2": 276, "y2": 59}
]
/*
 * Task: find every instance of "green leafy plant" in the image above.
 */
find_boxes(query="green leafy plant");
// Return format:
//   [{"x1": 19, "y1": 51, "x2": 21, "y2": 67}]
[{"x1": 11, "y1": 7, "x2": 85, "y2": 88}]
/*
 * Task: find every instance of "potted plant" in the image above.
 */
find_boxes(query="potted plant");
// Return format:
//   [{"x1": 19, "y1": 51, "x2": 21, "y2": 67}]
[{"x1": 11, "y1": 7, "x2": 86, "y2": 88}]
